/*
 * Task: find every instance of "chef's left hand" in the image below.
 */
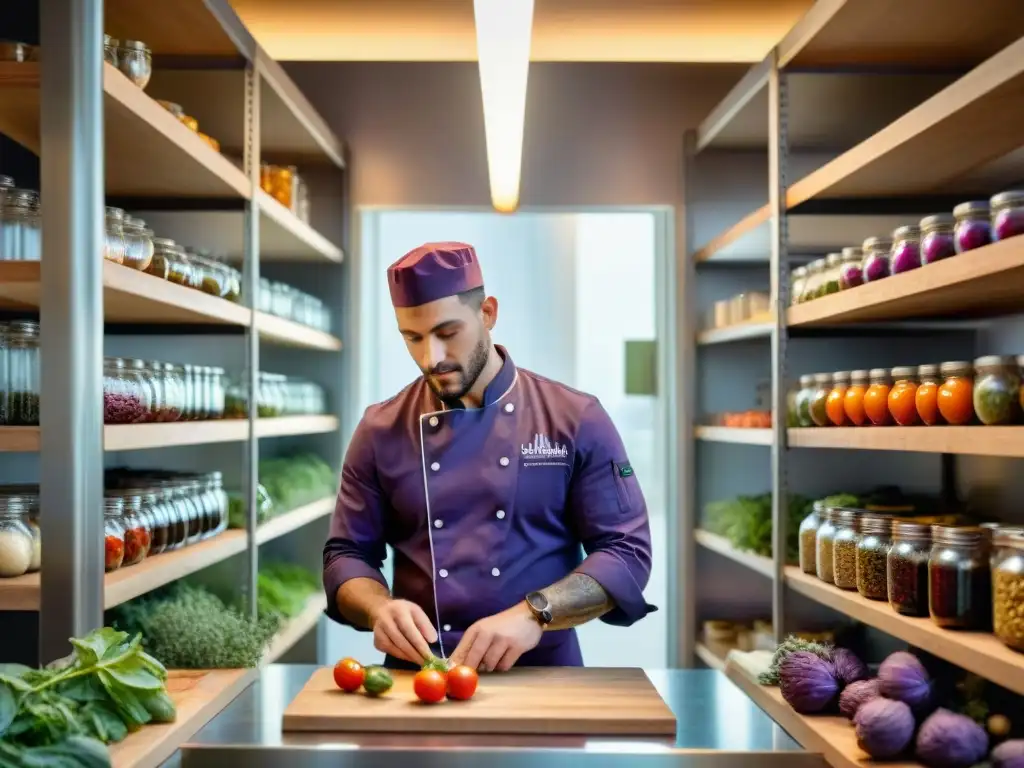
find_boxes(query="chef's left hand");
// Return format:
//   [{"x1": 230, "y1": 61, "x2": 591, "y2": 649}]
[{"x1": 449, "y1": 601, "x2": 542, "y2": 672}]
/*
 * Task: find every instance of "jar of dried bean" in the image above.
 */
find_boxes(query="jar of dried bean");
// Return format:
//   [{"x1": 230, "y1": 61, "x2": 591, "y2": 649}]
[
  {"x1": 888, "y1": 520, "x2": 931, "y2": 617},
  {"x1": 916, "y1": 364, "x2": 941, "y2": 425},
  {"x1": 827, "y1": 371, "x2": 850, "y2": 426},
  {"x1": 119, "y1": 490, "x2": 152, "y2": 566},
  {"x1": 856, "y1": 514, "x2": 892, "y2": 600},
  {"x1": 864, "y1": 368, "x2": 893, "y2": 426},
  {"x1": 938, "y1": 361, "x2": 974, "y2": 425},
  {"x1": 844, "y1": 369, "x2": 869, "y2": 426},
  {"x1": 799, "y1": 503, "x2": 822, "y2": 574},
  {"x1": 993, "y1": 529, "x2": 1024, "y2": 651},
  {"x1": 832, "y1": 508, "x2": 861, "y2": 590},
  {"x1": 809, "y1": 373, "x2": 832, "y2": 427},
  {"x1": 816, "y1": 507, "x2": 839, "y2": 584},
  {"x1": 887, "y1": 366, "x2": 920, "y2": 426},
  {"x1": 929, "y1": 525, "x2": 992, "y2": 630},
  {"x1": 975, "y1": 355, "x2": 1021, "y2": 425},
  {"x1": 103, "y1": 494, "x2": 126, "y2": 572}
]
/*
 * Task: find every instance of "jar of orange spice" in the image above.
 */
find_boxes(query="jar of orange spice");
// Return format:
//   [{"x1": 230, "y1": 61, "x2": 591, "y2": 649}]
[
  {"x1": 864, "y1": 368, "x2": 893, "y2": 426},
  {"x1": 937, "y1": 361, "x2": 974, "y2": 425},
  {"x1": 888, "y1": 367, "x2": 920, "y2": 426},
  {"x1": 827, "y1": 371, "x2": 850, "y2": 426},
  {"x1": 915, "y1": 364, "x2": 941, "y2": 425},
  {"x1": 844, "y1": 369, "x2": 869, "y2": 426}
]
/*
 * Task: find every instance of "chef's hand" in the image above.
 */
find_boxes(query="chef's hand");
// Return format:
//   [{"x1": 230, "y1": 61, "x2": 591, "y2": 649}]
[
  {"x1": 369, "y1": 598, "x2": 438, "y2": 664},
  {"x1": 449, "y1": 601, "x2": 542, "y2": 673}
]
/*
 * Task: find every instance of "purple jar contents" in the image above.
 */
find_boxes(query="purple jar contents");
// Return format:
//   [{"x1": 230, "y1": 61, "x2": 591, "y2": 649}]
[
  {"x1": 991, "y1": 190, "x2": 1024, "y2": 242},
  {"x1": 919, "y1": 213, "x2": 956, "y2": 264},
  {"x1": 105, "y1": 392, "x2": 145, "y2": 424},
  {"x1": 861, "y1": 236, "x2": 892, "y2": 283},
  {"x1": 890, "y1": 225, "x2": 921, "y2": 274},
  {"x1": 953, "y1": 200, "x2": 992, "y2": 253},
  {"x1": 838, "y1": 246, "x2": 863, "y2": 290}
]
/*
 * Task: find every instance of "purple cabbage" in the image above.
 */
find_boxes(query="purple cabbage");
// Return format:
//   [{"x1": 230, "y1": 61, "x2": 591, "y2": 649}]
[
  {"x1": 830, "y1": 648, "x2": 868, "y2": 686},
  {"x1": 915, "y1": 708, "x2": 988, "y2": 768},
  {"x1": 839, "y1": 678, "x2": 881, "y2": 720},
  {"x1": 855, "y1": 697, "x2": 915, "y2": 759},
  {"x1": 992, "y1": 739, "x2": 1024, "y2": 768},
  {"x1": 778, "y1": 651, "x2": 839, "y2": 714},
  {"x1": 878, "y1": 651, "x2": 932, "y2": 711}
]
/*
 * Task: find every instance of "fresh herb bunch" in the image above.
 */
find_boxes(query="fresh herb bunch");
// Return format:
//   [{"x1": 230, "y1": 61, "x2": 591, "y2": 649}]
[
  {"x1": 703, "y1": 492, "x2": 813, "y2": 561},
  {"x1": 227, "y1": 454, "x2": 336, "y2": 530},
  {"x1": 0, "y1": 627, "x2": 176, "y2": 767},
  {"x1": 112, "y1": 584, "x2": 280, "y2": 669},
  {"x1": 257, "y1": 561, "x2": 320, "y2": 620},
  {"x1": 759, "y1": 635, "x2": 834, "y2": 685}
]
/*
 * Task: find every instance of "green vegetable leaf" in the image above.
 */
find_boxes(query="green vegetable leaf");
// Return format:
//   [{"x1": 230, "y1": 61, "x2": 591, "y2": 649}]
[
  {"x1": 102, "y1": 657, "x2": 163, "y2": 692},
  {"x1": 16, "y1": 735, "x2": 112, "y2": 768},
  {"x1": 0, "y1": 680, "x2": 17, "y2": 737},
  {"x1": 80, "y1": 702, "x2": 129, "y2": 744},
  {"x1": 56, "y1": 676, "x2": 107, "y2": 705},
  {"x1": 96, "y1": 670, "x2": 151, "y2": 729},
  {"x1": 69, "y1": 628, "x2": 130, "y2": 668},
  {"x1": 137, "y1": 689, "x2": 176, "y2": 723}
]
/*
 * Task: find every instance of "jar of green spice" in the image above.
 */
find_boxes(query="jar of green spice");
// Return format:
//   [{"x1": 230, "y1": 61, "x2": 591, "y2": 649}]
[
  {"x1": 799, "y1": 502, "x2": 823, "y2": 574},
  {"x1": 856, "y1": 513, "x2": 892, "y2": 600},
  {"x1": 809, "y1": 373, "x2": 833, "y2": 427},
  {"x1": 974, "y1": 355, "x2": 1021, "y2": 425},
  {"x1": 822, "y1": 252, "x2": 843, "y2": 296},
  {"x1": 832, "y1": 508, "x2": 861, "y2": 590},
  {"x1": 816, "y1": 507, "x2": 839, "y2": 584},
  {"x1": 795, "y1": 374, "x2": 815, "y2": 427}
]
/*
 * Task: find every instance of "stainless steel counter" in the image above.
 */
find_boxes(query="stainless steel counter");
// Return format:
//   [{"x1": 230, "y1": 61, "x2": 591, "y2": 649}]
[{"x1": 172, "y1": 665, "x2": 822, "y2": 768}]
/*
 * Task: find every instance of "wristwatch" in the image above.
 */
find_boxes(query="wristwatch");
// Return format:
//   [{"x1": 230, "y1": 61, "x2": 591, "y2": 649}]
[{"x1": 525, "y1": 591, "x2": 553, "y2": 626}]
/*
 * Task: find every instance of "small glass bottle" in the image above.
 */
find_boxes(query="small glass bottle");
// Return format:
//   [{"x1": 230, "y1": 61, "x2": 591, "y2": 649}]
[
  {"x1": 826, "y1": 371, "x2": 851, "y2": 427},
  {"x1": 844, "y1": 369, "x2": 869, "y2": 426},
  {"x1": 104, "y1": 207, "x2": 128, "y2": 265},
  {"x1": 929, "y1": 525, "x2": 992, "y2": 630},
  {"x1": 116, "y1": 39, "x2": 152, "y2": 90},
  {"x1": 861, "y1": 236, "x2": 893, "y2": 283},
  {"x1": 832, "y1": 508, "x2": 861, "y2": 590},
  {"x1": 838, "y1": 247, "x2": 864, "y2": 290},
  {"x1": 122, "y1": 216, "x2": 154, "y2": 271},
  {"x1": 916, "y1": 363, "x2": 941, "y2": 426},
  {"x1": 864, "y1": 368, "x2": 893, "y2": 426},
  {"x1": 991, "y1": 190, "x2": 1024, "y2": 242},
  {"x1": 799, "y1": 503, "x2": 822, "y2": 575},
  {"x1": 953, "y1": 200, "x2": 992, "y2": 253},
  {"x1": 856, "y1": 514, "x2": 892, "y2": 600},
  {"x1": 0, "y1": 495, "x2": 34, "y2": 578},
  {"x1": 888, "y1": 520, "x2": 931, "y2": 617},
  {"x1": 103, "y1": 34, "x2": 119, "y2": 67},
  {"x1": 938, "y1": 361, "x2": 975, "y2": 425},
  {"x1": 919, "y1": 213, "x2": 956, "y2": 264},
  {"x1": 973, "y1": 355, "x2": 1020, "y2": 426},
  {"x1": 6, "y1": 321, "x2": 39, "y2": 426},
  {"x1": 809, "y1": 373, "x2": 832, "y2": 427},
  {"x1": 104, "y1": 494, "x2": 126, "y2": 572},
  {"x1": 890, "y1": 225, "x2": 921, "y2": 275},
  {"x1": 887, "y1": 366, "x2": 920, "y2": 426},
  {"x1": 119, "y1": 490, "x2": 152, "y2": 566},
  {"x1": 993, "y1": 529, "x2": 1024, "y2": 651},
  {"x1": 816, "y1": 507, "x2": 839, "y2": 584}
]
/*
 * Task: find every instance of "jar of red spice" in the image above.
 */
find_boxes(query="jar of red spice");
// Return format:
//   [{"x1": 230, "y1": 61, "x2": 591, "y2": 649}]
[
  {"x1": 915, "y1": 364, "x2": 941, "y2": 425},
  {"x1": 103, "y1": 357, "x2": 148, "y2": 424},
  {"x1": 103, "y1": 494, "x2": 126, "y2": 572},
  {"x1": 864, "y1": 368, "x2": 893, "y2": 426},
  {"x1": 937, "y1": 361, "x2": 974, "y2": 425},
  {"x1": 888, "y1": 519, "x2": 931, "y2": 617},
  {"x1": 826, "y1": 371, "x2": 850, "y2": 426},
  {"x1": 119, "y1": 490, "x2": 152, "y2": 566},
  {"x1": 953, "y1": 200, "x2": 992, "y2": 253},
  {"x1": 928, "y1": 525, "x2": 992, "y2": 630},
  {"x1": 141, "y1": 489, "x2": 170, "y2": 555},
  {"x1": 844, "y1": 370, "x2": 869, "y2": 426},
  {"x1": 887, "y1": 366, "x2": 920, "y2": 426}
]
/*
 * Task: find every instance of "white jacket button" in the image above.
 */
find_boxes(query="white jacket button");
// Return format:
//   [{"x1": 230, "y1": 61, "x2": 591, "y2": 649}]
[
  {"x1": 429, "y1": 416, "x2": 439, "y2": 427},
  {"x1": 434, "y1": 519, "x2": 443, "y2": 528},
  {"x1": 491, "y1": 567, "x2": 501, "y2": 577},
  {"x1": 504, "y1": 403, "x2": 514, "y2": 413},
  {"x1": 496, "y1": 509, "x2": 505, "y2": 519},
  {"x1": 499, "y1": 457, "x2": 509, "y2": 467},
  {"x1": 439, "y1": 569, "x2": 448, "y2": 578},
  {"x1": 431, "y1": 461, "x2": 440, "y2": 471}
]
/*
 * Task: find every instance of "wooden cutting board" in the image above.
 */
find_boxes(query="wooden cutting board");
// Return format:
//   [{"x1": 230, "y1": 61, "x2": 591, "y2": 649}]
[{"x1": 282, "y1": 667, "x2": 676, "y2": 736}]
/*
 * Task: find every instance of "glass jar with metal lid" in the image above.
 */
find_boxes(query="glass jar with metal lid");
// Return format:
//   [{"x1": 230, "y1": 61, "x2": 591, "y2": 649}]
[
  {"x1": 821, "y1": 253, "x2": 843, "y2": 296},
  {"x1": 190, "y1": 253, "x2": 230, "y2": 297},
  {"x1": 208, "y1": 367, "x2": 226, "y2": 418},
  {"x1": 888, "y1": 519, "x2": 931, "y2": 617},
  {"x1": 838, "y1": 247, "x2": 864, "y2": 290},
  {"x1": 938, "y1": 360, "x2": 974, "y2": 425},
  {"x1": 887, "y1": 366, "x2": 920, "y2": 426},
  {"x1": 103, "y1": 35, "x2": 119, "y2": 66},
  {"x1": 177, "y1": 480, "x2": 205, "y2": 546},
  {"x1": 991, "y1": 190, "x2": 1024, "y2": 242},
  {"x1": 141, "y1": 489, "x2": 170, "y2": 556},
  {"x1": 789, "y1": 266, "x2": 808, "y2": 306},
  {"x1": 861, "y1": 236, "x2": 892, "y2": 283},
  {"x1": 205, "y1": 471, "x2": 228, "y2": 536},
  {"x1": 104, "y1": 207, "x2": 127, "y2": 265},
  {"x1": 161, "y1": 363, "x2": 186, "y2": 422},
  {"x1": 103, "y1": 357, "x2": 148, "y2": 424},
  {"x1": 920, "y1": 213, "x2": 956, "y2": 264},
  {"x1": 0, "y1": 494, "x2": 34, "y2": 578},
  {"x1": 4, "y1": 486, "x2": 41, "y2": 573},
  {"x1": 150, "y1": 239, "x2": 190, "y2": 286},
  {"x1": 122, "y1": 216, "x2": 154, "y2": 271},
  {"x1": 181, "y1": 363, "x2": 196, "y2": 420},
  {"x1": 826, "y1": 371, "x2": 851, "y2": 426},
  {"x1": 808, "y1": 373, "x2": 832, "y2": 428},
  {"x1": 154, "y1": 481, "x2": 188, "y2": 550},
  {"x1": 1, "y1": 189, "x2": 41, "y2": 261},
  {"x1": 856, "y1": 514, "x2": 892, "y2": 600},
  {"x1": 864, "y1": 367, "x2": 893, "y2": 426},
  {"x1": 103, "y1": 494, "x2": 126, "y2": 572},
  {"x1": 844, "y1": 369, "x2": 869, "y2": 426},
  {"x1": 793, "y1": 375, "x2": 814, "y2": 427},
  {"x1": 0, "y1": 175, "x2": 13, "y2": 213},
  {"x1": 993, "y1": 529, "x2": 1024, "y2": 650},
  {"x1": 126, "y1": 358, "x2": 159, "y2": 422},
  {"x1": 915, "y1": 363, "x2": 941, "y2": 426},
  {"x1": 929, "y1": 525, "x2": 992, "y2": 630},
  {"x1": 890, "y1": 225, "x2": 921, "y2": 275},
  {"x1": 799, "y1": 502, "x2": 823, "y2": 574},
  {"x1": 802, "y1": 259, "x2": 825, "y2": 302},
  {"x1": 119, "y1": 490, "x2": 152, "y2": 566},
  {"x1": 974, "y1": 355, "x2": 1020, "y2": 425},
  {"x1": 116, "y1": 40, "x2": 152, "y2": 89},
  {"x1": 832, "y1": 508, "x2": 861, "y2": 590},
  {"x1": 7, "y1": 321, "x2": 39, "y2": 426},
  {"x1": 816, "y1": 507, "x2": 839, "y2": 584},
  {"x1": 953, "y1": 200, "x2": 992, "y2": 253}
]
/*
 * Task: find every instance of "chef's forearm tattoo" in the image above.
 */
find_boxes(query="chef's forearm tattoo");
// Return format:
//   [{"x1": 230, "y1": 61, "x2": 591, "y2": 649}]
[{"x1": 539, "y1": 572, "x2": 614, "y2": 630}]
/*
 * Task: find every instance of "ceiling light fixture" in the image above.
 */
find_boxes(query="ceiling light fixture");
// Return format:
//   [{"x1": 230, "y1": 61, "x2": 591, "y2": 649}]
[{"x1": 473, "y1": 0, "x2": 535, "y2": 214}]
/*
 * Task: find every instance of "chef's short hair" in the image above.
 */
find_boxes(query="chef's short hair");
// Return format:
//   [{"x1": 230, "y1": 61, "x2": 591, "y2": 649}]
[{"x1": 458, "y1": 286, "x2": 486, "y2": 310}]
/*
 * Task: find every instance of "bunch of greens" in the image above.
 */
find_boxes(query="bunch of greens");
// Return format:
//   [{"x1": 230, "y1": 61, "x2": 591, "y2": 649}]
[
  {"x1": 257, "y1": 561, "x2": 320, "y2": 621},
  {"x1": 703, "y1": 492, "x2": 813, "y2": 561},
  {"x1": 112, "y1": 584, "x2": 279, "y2": 670},
  {"x1": 0, "y1": 627, "x2": 176, "y2": 767},
  {"x1": 227, "y1": 454, "x2": 336, "y2": 530}
]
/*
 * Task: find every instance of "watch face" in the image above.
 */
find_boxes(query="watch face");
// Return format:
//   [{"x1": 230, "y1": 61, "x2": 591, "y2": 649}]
[{"x1": 527, "y1": 591, "x2": 547, "y2": 611}]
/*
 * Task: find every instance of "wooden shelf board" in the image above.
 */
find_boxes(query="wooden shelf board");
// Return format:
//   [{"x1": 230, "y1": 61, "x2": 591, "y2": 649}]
[
  {"x1": 261, "y1": 594, "x2": 327, "y2": 665},
  {"x1": 788, "y1": 426, "x2": 1024, "y2": 458},
  {"x1": 0, "y1": 261, "x2": 252, "y2": 326},
  {"x1": 786, "y1": 566, "x2": 1024, "y2": 697},
  {"x1": 255, "y1": 415, "x2": 339, "y2": 439},
  {"x1": 725, "y1": 658, "x2": 919, "y2": 768},
  {"x1": 786, "y1": 36, "x2": 1024, "y2": 204},
  {"x1": 109, "y1": 668, "x2": 256, "y2": 768},
  {"x1": 694, "y1": 206, "x2": 769, "y2": 263},
  {"x1": 256, "y1": 312, "x2": 342, "y2": 351},
  {"x1": 787, "y1": 235, "x2": 1024, "y2": 327},
  {"x1": 695, "y1": 426, "x2": 773, "y2": 446},
  {"x1": 694, "y1": 641, "x2": 727, "y2": 671},
  {"x1": 254, "y1": 497, "x2": 334, "y2": 546},
  {"x1": 698, "y1": 317, "x2": 773, "y2": 345},
  {"x1": 0, "y1": 62, "x2": 249, "y2": 198},
  {"x1": 257, "y1": 191, "x2": 344, "y2": 262},
  {"x1": 695, "y1": 529, "x2": 774, "y2": 578},
  {"x1": 104, "y1": 0, "x2": 248, "y2": 58}
]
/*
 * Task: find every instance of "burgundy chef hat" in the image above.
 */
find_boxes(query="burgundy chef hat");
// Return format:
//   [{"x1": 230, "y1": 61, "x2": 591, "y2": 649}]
[{"x1": 387, "y1": 241, "x2": 484, "y2": 308}]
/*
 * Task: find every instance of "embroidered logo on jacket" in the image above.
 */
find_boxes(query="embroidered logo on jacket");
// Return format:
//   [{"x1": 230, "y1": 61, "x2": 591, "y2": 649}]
[{"x1": 521, "y1": 434, "x2": 570, "y2": 467}]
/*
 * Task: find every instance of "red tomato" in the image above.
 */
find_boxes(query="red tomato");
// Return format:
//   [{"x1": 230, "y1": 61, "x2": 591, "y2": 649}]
[
  {"x1": 413, "y1": 669, "x2": 447, "y2": 704},
  {"x1": 446, "y1": 665, "x2": 478, "y2": 701},
  {"x1": 333, "y1": 658, "x2": 365, "y2": 693}
]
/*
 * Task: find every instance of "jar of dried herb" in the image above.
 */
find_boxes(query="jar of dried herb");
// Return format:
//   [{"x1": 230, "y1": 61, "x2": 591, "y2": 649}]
[
  {"x1": 6, "y1": 321, "x2": 39, "y2": 426},
  {"x1": 974, "y1": 355, "x2": 1021, "y2": 426},
  {"x1": 809, "y1": 373, "x2": 833, "y2": 427},
  {"x1": 994, "y1": 529, "x2": 1024, "y2": 651},
  {"x1": 799, "y1": 503, "x2": 822, "y2": 574},
  {"x1": 928, "y1": 525, "x2": 993, "y2": 630},
  {"x1": 832, "y1": 508, "x2": 861, "y2": 590},
  {"x1": 856, "y1": 514, "x2": 892, "y2": 600},
  {"x1": 795, "y1": 374, "x2": 815, "y2": 427},
  {"x1": 816, "y1": 507, "x2": 839, "y2": 584},
  {"x1": 888, "y1": 520, "x2": 931, "y2": 616}
]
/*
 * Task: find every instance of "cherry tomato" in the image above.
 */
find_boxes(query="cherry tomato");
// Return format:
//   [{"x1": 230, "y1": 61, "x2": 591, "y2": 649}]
[
  {"x1": 413, "y1": 669, "x2": 447, "y2": 704},
  {"x1": 446, "y1": 665, "x2": 478, "y2": 701},
  {"x1": 333, "y1": 658, "x2": 365, "y2": 693}
]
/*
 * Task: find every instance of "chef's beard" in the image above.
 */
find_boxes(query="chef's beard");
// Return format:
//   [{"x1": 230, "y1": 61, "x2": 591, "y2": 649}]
[{"x1": 425, "y1": 337, "x2": 491, "y2": 402}]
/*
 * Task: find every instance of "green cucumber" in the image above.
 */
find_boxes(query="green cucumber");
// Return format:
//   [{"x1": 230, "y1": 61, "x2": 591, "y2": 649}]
[{"x1": 362, "y1": 666, "x2": 393, "y2": 696}]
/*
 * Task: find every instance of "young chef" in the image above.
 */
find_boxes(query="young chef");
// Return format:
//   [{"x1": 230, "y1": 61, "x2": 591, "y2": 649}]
[{"x1": 323, "y1": 241, "x2": 655, "y2": 672}]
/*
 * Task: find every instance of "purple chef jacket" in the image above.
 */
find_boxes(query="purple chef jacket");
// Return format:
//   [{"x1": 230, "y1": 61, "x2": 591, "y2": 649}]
[{"x1": 323, "y1": 345, "x2": 655, "y2": 668}]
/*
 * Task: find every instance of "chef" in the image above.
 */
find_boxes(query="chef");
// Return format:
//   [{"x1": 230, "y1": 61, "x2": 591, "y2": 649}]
[{"x1": 323, "y1": 241, "x2": 655, "y2": 672}]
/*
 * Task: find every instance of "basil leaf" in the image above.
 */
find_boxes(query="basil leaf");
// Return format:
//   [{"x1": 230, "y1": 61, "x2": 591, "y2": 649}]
[
  {"x1": 0, "y1": 680, "x2": 16, "y2": 737},
  {"x1": 96, "y1": 670, "x2": 150, "y2": 728},
  {"x1": 69, "y1": 628, "x2": 129, "y2": 667},
  {"x1": 17, "y1": 735, "x2": 112, "y2": 768},
  {"x1": 81, "y1": 702, "x2": 128, "y2": 744},
  {"x1": 56, "y1": 676, "x2": 107, "y2": 704},
  {"x1": 102, "y1": 657, "x2": 163, "y2": 692},
  {"x1": 138, "y1": 689, "x2": 176, "y2": 723}
]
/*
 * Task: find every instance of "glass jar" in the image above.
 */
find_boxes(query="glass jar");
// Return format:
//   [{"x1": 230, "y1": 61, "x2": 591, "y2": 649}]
[
  {"x1": 887, "y1": 366, "x2": 920, "y2": 426},
  {"x1": 104, "y1": 207, "x2": 127, "y2": 265},
  {"x1": 991, "y1": 190, "x2": 1024, "y2": 242},
  {"x1": 208, "y1": 366, "x2": 226, "y2": 418},
  {"x1": 103, "y1": 357, "x2": 149, "y2": 424},
  {"x1": 172, "y1": 482, "x2": 203, "y2": 547},
  {"x1": 919, "y1": 213, "x2": 956, "y2": 265},
  {"x1": 189, "y1": 478, "x2": 216, "y2": 539},
  {"x1": 257, "y1": 278, "x2": 274, "y2": 313},
  {"x1": 816, "y1": 507, "x2": 839, "y2": 584},
  {"x1": 180, "y1": 250, "x2": 203, "y2": 291},
  {"x1": 103, "y1": 34, "x2": 119, "y2": 66},
  {"x1": 141, "y1": 490, "x2": 170, "y2": 556},
  {"x1": 116, "y1": 40, "x2": 152, "y2": 90},
  {"x1": 206, "y1": 471, "x2": 228, "y2": 536},
  {"x1": 888, "y1": 520, "x2": 931, "y2": 617},
  {"x1": 159, "y1": 240, "x2": 191, "y2": 286},
  {"x1": 838, "y1": 247, "x2": 864, "y2": 290},
  {"x1": 974, "y1": 355, "x2": 1020, "y2": 426},
  {"x1": 119, "y1": 491, "x2": 152, "y2": 566},
  {"x1": 223, "y1": 265, "x2": 242, "y2": 303},
  {"x1": 864, "y1": 368, "x2": 893, "y2": 426},
  {"x1": 832, "y1": 508, "x2": 860, "y2": 590},
  {"x1": 809, "y1": 373, "x2": 832, "y2": 427},
  {"x1": 258, "y1": 372, "x2": 285, "y2": 417},
  {"x1": 271, "y1": 166, "x2": 296, "y2": 208},
  {"x1": 224, "y1": 379, "x2": 248, "y2": 418},
  {"x1": 195, "y1": 365, "x2": 211, "y2": 420},
  {"x1": 938, "y1": 360, "x2": 975, "y2": 425},
  {"x1": 821, "y1": 253, "x2": 842, "y2": 296},
  {"x1": 122, "y1": 216, "x2": 154, "y2": 271},
  {"x1": 844, "y1": 369, "x2": 869, "y2": 426},
  {"x1": 14, "y1": 491, "x2": 40, "y2": 573},
  {"x1": 181, "y1": 363, "x2": 196, "y2": 420},
  {"x1": 861, "y1": 236, "x2": 892, "y2": 283},
  {"x1": 1, "y1": 189, "x2": 41, "y2": 261},
  {"x1": 103, "y1": 495, "x2": 126, "y2": 572},
  {"x1": 786, "y1": 380, "x2": 801, "y2": 428},
  {"x1": 799, "y1": 503, "x2": 822, "y2": 574},
  {"x1": 826, "y1": 371, "x2": 850, "y2": 426},
  {"x1": 856, "y1": 514, "x2": 892, "y2": 600},
  {"x1": 789, "y1": 266, "x2": 808, "y2": 306},
  {"x1": 0, "y1": 323, "x2": 8, "y2": 425},
  {"x1": 915, "y1": 364, "x2": 941, "y2": 426},
  {"x1": 127, "y1": 358, "x2": 158, "y2": 423},
  {"x1": 929, "y1": 525, "x2": 992, "y2": 630},
  {"x1": 802, "y1": 259, "x2": 825, "y2": 301},
  {"x1": 155, "y1": 482, "x2": 188, "y2": 551},
  {"x1": 890, "y1": 225, "x2": 921, "y2": 275},
  {"x1": 190, "y1": 254, "x2": 228, "y2": 297},
  {"x1": 7, "y1": 321, "x2": 40, "y2": 426},
  {"x1": 161, "y1": 363, "x2": 185, "y2": 422},
  {"x1": 794, "y1": 374, "x2": 815, "y2": 428},
  {"x1": 271, "y1": 282, "x2": 294, "y2": 318},
  {"x1": 953, "y1": 200, "x2": 992, "y2": 253},
  {"x1": 145, "y1": 238, "x2": 176, "y2": 281},
  {"x1": 0, "y1": 495, "x2": 34, "y2": 577},
  {"x1": 993, "y1": 529, "x2": 1024, "y2": 651}
]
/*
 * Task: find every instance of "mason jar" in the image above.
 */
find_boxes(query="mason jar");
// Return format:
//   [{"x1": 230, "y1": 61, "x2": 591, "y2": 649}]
[
  {"x1": 929, "y1": 525, "x2": 992, "y2": 630},
  {"x1": 6, "y1": 321, "x2": 39, "y2": 426},
  {"x1": 0, "y1": 495, "x2": 34, "y2": 577},
  {"x1": 119, "y1": 490, "x2": 152, "y2": 566},
  {"x1": 103, "y1": 495, "x2": 126, "y2": 572},
  {"x1": 816, "y1": 507, "x2": 839, "y2": 584},
  {"x1": 798, "y1": 503, "x2": 822, "y2": 574},
  {"x1": 104, "y1": 207, "x2": 128, "y2": 265},
  {"x1": 856, "y1": 514, "x2": 892, "y2": 600},
  {"x1": 832, "y1": 508, "x2": 861, "y2": 591}
]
